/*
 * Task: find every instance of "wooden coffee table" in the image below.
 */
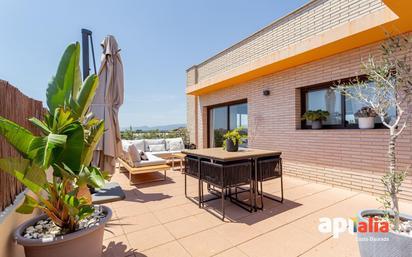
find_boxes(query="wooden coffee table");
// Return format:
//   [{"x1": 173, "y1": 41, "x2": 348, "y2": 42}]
[{"x1": 171, "y1": 153, "x2": 186, "y2": 173}]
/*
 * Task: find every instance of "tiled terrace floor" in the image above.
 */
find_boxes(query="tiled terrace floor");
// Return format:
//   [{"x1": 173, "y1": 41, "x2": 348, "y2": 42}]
[{"x1": 102, "y1": 168, "x2": 412, "y2": 257}]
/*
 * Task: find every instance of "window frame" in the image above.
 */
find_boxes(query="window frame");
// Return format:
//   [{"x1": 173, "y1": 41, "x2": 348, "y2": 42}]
[
  {"x1": 207, "y1": 99, "x2": 248, "y2": 148},
  {"x1": 300, "y1": 76, "x2": 386, "y2": 129}
]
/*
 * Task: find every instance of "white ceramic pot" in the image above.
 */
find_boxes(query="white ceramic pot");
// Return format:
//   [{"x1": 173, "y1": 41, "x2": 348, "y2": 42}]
[
  {"x1": 311, "y1": 120, "x2": 322, "y2": 129},
  {"x1": 358, "y1": 117, "x2": 375, "y2": 129}
]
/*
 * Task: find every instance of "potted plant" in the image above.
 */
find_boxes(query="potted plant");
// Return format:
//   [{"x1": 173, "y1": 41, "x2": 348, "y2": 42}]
[
  {"x1": 301, "y1": 109, "x2": 330, "y2": 129},
  {"x1": 356, "y1": 107, "x2": 377, "y2": 129},
  {"x1": 0, "y1": 42, "x2": 111, "y2": 257},
  {"x1": 335, "y1": 35, "x2": 412, "y2": 257},
  {"x1": 222, "y1": 127, "x2": 246, "y2": 152}
]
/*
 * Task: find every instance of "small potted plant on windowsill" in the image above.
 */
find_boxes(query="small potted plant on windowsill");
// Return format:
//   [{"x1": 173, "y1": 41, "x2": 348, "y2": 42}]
[
  {"x1": 0, "y1": 42, "x2": 111, "y2": 257},
  {"x1": 301, "y1": 109, "x2": 330, "y2": 129},
  {"x1": 356, "y1": 107, "x2": 377, "y2": 129},
  {"x1": 222, "y1": 127, "x2": 246, "y2": 152}
]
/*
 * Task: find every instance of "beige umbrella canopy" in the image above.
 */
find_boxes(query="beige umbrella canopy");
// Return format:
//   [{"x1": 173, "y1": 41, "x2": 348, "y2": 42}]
[{"x1": 91, "y1": 35, "x2": 124, "y2": 174}]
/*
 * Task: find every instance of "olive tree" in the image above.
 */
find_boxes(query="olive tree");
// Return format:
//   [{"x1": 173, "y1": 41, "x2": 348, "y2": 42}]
[{"x1": 334, "y1": 35, "x2": 412, "y2": 231}]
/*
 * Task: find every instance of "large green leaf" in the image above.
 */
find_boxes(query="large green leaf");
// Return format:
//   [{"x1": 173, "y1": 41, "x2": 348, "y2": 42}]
[
  {"x1": 29, "y1": 117, "x2": 51, "y2": 135},
  {"x1": 16, "y1": 194, "x2": 39, "y2": 214},
  {"x1": 29, "y1": 133, "x2": 67, "y2": 168},
  {"x1": 0, "y1": 158, "x2": 48, "y2": 194},
  {"x1": 78, "y1": 166, "x2": 105, "y2": 188},
  {"x1": 82, "y1": 119, "x2": 104, "y2": 166},
  {"x1": 73, "y1": 74, "x2": 98, "y2": 118},
  {"x1": 0, "y1": 116, "x2": 36, "y2": 158},
  {"x1": 57, "y1": 122, "x2": 84, "y2": 172},
  {"x1": 46, "y1": 42, "x2": 81, "y2": 112},
  {"x1": 52, "y1": 107, "x2": 74, "y2": 133}
]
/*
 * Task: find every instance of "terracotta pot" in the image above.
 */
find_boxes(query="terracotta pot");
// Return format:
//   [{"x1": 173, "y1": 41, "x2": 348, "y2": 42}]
[
  {"x1": 357, "y1": 209, "x2": 412, "y2": 257},
  {"x1": 15, "y1": 205, "x2": 112, "y2": 257},
  {"x1": 358, "y1": 117, "x2": 375, "y2": 129},
  {"x1": 225, "y1": 139, "x2": 239, "y2": 152}
]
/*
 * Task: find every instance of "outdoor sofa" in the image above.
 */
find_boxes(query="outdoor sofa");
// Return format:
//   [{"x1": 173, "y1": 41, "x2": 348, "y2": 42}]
[{"x1": 119, "y1": 138, "x2": 185, "y2": 184}]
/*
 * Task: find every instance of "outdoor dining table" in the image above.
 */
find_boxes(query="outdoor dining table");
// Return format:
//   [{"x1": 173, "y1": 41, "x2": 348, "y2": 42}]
[{"x1": 182, "y1": 147, "x2": 283, "y2": 219}]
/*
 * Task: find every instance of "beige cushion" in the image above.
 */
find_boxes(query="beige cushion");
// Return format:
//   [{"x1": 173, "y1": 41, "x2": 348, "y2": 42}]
[
  {"x1": 165, "y1": 138, "x2": 184, "y2": 151},
  {"x1": 133, "y1": 153, "x2": 166, "y2": 167},
  {"x1": 145, "y1": 139, "x2": 165, "y2": 151},
  {"x1": 131, "y1": 139, "x2": 145, "y2": 151},
  {"x1": 128, "y1": 144, "x2": 141, "y2": 165},
  {"x1": 121, "y1": 140, "x2": 132, "y2": 161},
  {"x1": 148, "y1": 144, "x2": 166, "y2": 152}
]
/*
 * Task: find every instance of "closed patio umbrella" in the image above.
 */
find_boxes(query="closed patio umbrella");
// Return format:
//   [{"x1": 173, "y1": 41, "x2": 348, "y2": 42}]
[{"x1": 91, "y1": 35, "x2": 124, "y2": 174}]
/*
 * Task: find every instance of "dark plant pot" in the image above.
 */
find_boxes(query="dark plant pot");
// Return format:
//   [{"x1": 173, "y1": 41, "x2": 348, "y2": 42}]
[
  {"x1": 357, "y1": 209, "x2": 412, "y2": 257},
  {"x1": 311, "y1": 120, "x2": 322, "y2": 129},
  {"x1": 225, "y1": 139, "x2": 239, "y2": 152},
  {"x1": 15, "y1": 205, "x2": 112, "y2": 257}
]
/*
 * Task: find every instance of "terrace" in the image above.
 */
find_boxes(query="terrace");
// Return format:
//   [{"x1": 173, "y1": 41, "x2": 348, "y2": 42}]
[
  {"x1": 2, "y1": 0, "x2": 412, "y2": 257},
  {"x1": 101, "y1": 169, "x2": 412, "y2": 257}
]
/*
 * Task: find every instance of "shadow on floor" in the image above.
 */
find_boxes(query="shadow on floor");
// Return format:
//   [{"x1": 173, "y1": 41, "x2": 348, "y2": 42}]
[
  {"x1": 102, "y1": 240, "x2": 143, "y2": 257},
  {"x1": 119, "y1": 169, "x2": 177, "y2": 188},
  {"x1": 200, "y1": 190, "x2": 302, "y2": 224},
  {"x1": 119, "y1": 188, "x2": 173, "y2": 204}
]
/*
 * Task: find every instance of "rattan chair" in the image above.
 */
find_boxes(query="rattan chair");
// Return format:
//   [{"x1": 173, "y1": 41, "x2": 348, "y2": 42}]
[
  {"x1": 200, "y1": 160, "x2": 253, "y2": 220},
  {"x1": 184, "y1": 156, "x2": 202, "y2": 207},
  {"x1": 255, "y1": 157, "x2": 283, "y2": 209}
]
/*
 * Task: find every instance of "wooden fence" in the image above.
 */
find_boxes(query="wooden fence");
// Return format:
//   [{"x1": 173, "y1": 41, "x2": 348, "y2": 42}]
[{"x1": 0, "y1": 80, "x2": 43, "y2": 212}]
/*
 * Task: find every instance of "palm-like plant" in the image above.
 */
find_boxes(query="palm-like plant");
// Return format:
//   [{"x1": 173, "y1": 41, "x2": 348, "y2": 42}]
[{"x1": 0, "y1": 42, "x2": 107, "y2": 233}]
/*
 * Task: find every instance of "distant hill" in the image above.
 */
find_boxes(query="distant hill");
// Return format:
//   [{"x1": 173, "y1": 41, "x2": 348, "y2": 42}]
[{"x1": 122, "y1": 123, "x2": 186, "y2": 131}]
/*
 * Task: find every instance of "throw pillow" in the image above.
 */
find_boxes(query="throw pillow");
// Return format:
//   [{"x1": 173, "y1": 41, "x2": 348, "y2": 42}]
[
  {"x1": 148, "y1": 144, "x2": 166, "y2": 152},
  {"x1": 144, "y1": 139, "x2": 165, "y2": 151},
  {"x1": 166, "y1": 138, "x2": 184, "y2": 151},
  {"x1": 140, "y1": 151, "x2": 149, "y2": 160},
  {"x1": 128, "y1": 144, "x2": 141, "y2": 165}
]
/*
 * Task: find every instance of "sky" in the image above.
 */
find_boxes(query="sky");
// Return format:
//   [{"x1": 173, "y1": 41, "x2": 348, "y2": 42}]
[{"x1": 0, "y1": 0, "x2": 308, "y2": 128}]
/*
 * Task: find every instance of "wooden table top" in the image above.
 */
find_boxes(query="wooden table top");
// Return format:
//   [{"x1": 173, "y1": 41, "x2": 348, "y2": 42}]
[
  {"x1": 172, "y1": 152, "x2": 186, "y2": 158},
  {"x1": 182, "y1": 148, "x2": 281, "y2": 161}
]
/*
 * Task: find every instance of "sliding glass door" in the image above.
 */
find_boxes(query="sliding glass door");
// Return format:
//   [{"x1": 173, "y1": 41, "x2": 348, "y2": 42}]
[{"x1": 208, "y1": 101, "x2": 248, "y2": 148}]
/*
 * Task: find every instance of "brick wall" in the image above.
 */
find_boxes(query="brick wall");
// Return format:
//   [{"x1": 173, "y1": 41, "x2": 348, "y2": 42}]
[
  {"x1": 189, "y1": 40, "x2": 412, "y2": 201},
  {"x1": 193, "y1": 0, "x2": 385, "y2": 83}
]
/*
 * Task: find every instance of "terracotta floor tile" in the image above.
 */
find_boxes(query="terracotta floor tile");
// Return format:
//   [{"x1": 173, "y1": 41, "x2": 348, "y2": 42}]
[
  {"x1": 212, "y1": 222, "x2": 263, "y2": 245},
  {"x1": 126, "y1": 225, "x2": 175, "y2": 252},
  {"x1": 152, "y1": 204, "x2": 195, "y2": 223},
  {"x1": 164, "y1": 216, "x2": 211, "y2": 238},
  {"x1": 178, "y1": 229, "x2": 234, "y2": 257},
  {"x1": 121, "y1": 212, "x2": 161, "y2": 234},
  {"x1": 214, "y1": 247, "x2": 249, "y2": 257},
  {"x1": 115, "y1": 203, "x2": 150, "y2": 219},
  {"x1": 104, "y1": 218, "x2": 125, "y2": 240},
  {"x1": 301, "y1": 232, "x2": 360, "y2": 257},
  {"x1": 139, "y1": 241, "x2": 191, "y2": 257},
  {"x1": 238, "y1": 224, "x2": 319, "y2": 257}
]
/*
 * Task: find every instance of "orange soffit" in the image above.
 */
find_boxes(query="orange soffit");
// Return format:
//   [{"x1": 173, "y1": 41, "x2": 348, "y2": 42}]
[{"x1": 186, "y1": 0, "x2": 412, "y2": 96}]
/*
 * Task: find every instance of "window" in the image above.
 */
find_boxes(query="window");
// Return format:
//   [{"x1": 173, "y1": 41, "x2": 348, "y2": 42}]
[
  {"x1": 301, "y1": 78, "x2": 396, "y2": 129},
  {"x1": 208, "y1": 100, "x2": 248, "y2": 147}
]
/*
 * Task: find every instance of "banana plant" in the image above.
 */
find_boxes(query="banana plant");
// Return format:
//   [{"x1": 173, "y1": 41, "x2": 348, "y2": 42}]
[{"x1": 0, "y1": 42, "x2": 107, "y2": 232}]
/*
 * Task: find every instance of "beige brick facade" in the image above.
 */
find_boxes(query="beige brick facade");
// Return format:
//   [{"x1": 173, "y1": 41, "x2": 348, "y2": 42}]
[
  {"x1": 194, "y1": 0, "x2": 385, "y2": 83},
  {"x1": 187, "y1": 40, "x2": 412, "y2": 200}
]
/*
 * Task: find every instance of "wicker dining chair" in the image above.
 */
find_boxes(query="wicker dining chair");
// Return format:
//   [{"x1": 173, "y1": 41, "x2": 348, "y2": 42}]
[
  {"x1": 184, "y1": 156, "x2": 202, "y2": 207},
  {"x1": 200, "y1": 160, "x2": 253, "y2": 220},
  {"x1": 255, "y1": 156, "x2": 283, "y2": 209}
]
